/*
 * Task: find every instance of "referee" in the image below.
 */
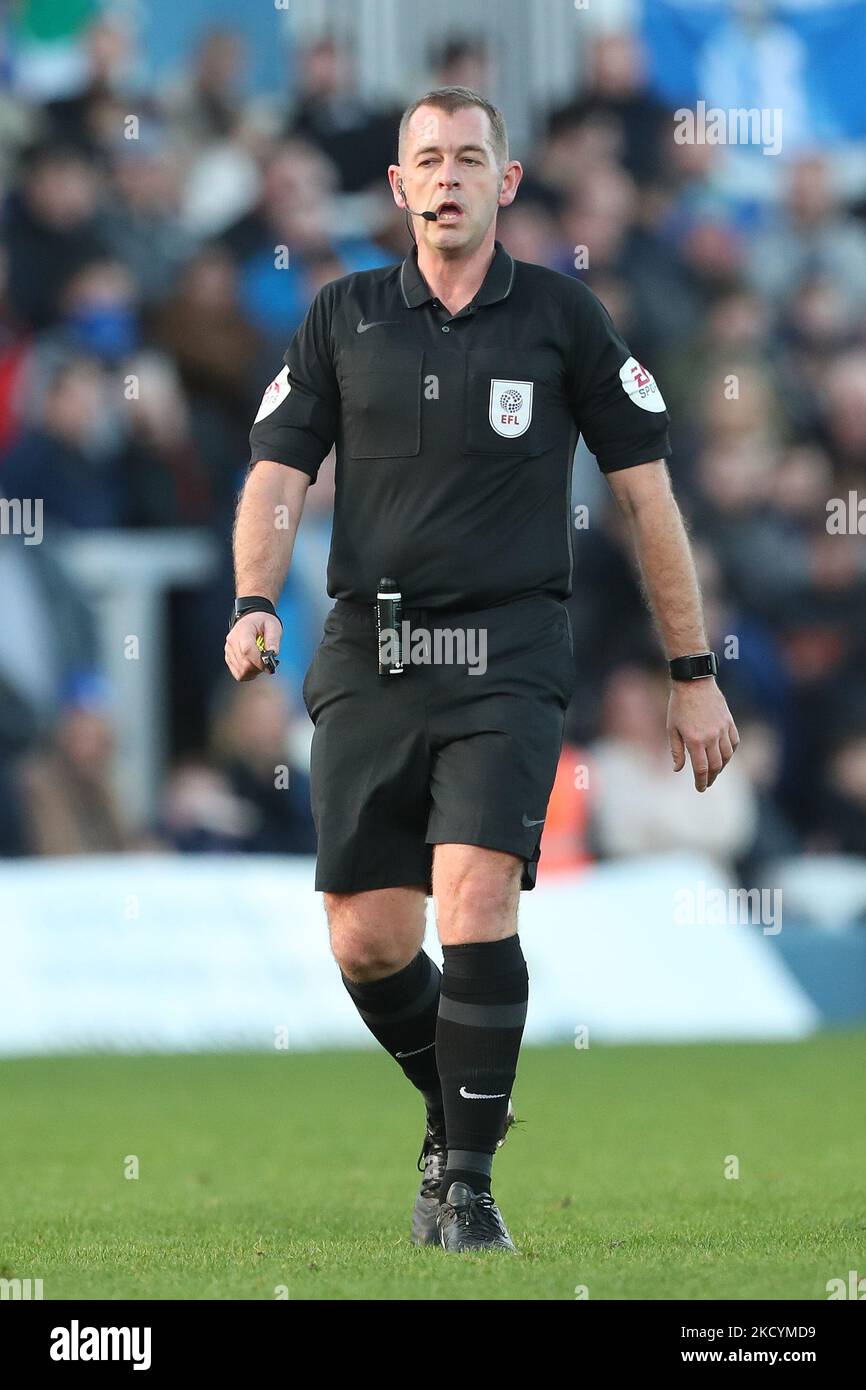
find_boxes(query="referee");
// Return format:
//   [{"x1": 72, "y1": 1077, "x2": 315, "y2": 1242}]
[{"x1": 225, "y1": 88, "x2": 739, "y2": 1253}]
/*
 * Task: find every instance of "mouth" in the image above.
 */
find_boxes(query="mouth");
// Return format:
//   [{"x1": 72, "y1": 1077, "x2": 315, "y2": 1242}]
[{"x1": 435, "y1": 200, "x2": 464, "y2": 223}]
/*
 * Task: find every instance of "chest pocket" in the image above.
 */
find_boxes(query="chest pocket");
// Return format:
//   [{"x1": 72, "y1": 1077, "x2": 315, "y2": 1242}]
[
  {"x1": 463, "y1": 350, "x2": 563, "y2": 457},
  {"x1": 341, "y1": 346, "x2": 423, "y2": 459}
]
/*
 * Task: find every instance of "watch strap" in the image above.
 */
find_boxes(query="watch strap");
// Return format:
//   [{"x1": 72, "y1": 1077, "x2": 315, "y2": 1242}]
[
  {"x1": 230, "y1": 596, "x2": 282, "y2": 629},
  {"x1": 669, "y1": 651, "x2": 718, "y2": 681}
]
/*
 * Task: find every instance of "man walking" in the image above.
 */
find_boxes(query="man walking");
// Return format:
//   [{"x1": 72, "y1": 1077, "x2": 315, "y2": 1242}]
[{"x1": 225, "y1": 88, "x2": 739, "y2": 1252}]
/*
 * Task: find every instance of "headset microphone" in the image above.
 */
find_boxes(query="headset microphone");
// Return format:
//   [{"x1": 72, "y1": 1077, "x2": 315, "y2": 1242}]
[{"x1": 398, "y1": 180, "x2": 438, "y2": 221}]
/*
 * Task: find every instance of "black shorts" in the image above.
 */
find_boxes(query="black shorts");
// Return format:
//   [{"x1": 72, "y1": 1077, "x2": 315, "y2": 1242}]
[{"x1": 301, "y1": 593, "x2": 576, "y2": 895}]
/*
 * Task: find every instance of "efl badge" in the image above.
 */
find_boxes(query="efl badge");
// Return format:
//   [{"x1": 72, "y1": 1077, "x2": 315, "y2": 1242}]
[
  {"x1": 254, "y1": 365, "x2": 291, "y2": 423},
  {"x1": 489, "y1": 379, "x2": 533, "y2": 438},
  {"x1": 619, "y1": 356, "x2": 666, "y2": 412}
]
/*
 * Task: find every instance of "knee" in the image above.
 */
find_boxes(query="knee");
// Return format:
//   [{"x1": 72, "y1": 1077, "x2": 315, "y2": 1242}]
[{"x1": 325, "y1": 893, "x2": 417, "y2": 982}]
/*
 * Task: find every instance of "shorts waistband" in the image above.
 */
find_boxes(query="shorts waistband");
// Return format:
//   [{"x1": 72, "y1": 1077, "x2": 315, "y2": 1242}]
[
  {"x1": 332, "y1": 597, "x2": 444, "y2": 628},
  {"x1": 330, "y1": 594, "x2": 563, "y2": 629}
]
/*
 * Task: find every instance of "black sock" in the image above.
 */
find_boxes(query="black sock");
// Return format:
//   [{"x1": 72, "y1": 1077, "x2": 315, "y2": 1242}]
[
  {"x1": 436, "y1": 935, "x2": 528, "y2": 1200},
  {"x1": 341, "y1": 951, "x2": 443, "y2": 1126}
]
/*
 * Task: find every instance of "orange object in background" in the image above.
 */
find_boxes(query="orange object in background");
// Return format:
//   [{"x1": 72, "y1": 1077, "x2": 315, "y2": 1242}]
[{"x1": 538, "y1": 743, "x2": 594, "y2": 877}]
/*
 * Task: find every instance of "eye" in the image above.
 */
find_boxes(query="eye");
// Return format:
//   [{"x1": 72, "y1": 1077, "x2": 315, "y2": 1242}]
[{"x1": 462, "y1": 158, "x2": 480, "y2": 166}]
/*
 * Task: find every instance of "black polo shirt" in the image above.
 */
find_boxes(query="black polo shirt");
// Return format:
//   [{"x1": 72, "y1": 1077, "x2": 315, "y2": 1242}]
[{"x1": 249, "y1": 240, "x2": 671, "y2": 610}]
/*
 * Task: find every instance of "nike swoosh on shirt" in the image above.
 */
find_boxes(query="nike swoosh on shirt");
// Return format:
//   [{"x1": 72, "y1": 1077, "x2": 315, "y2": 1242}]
[
  {"x1": 522, "y1": 814, "x2": 545, "y2": 827},
  {"x1": 395, "y1": 1042, "x2": 435, "y2": 1059},
  {"x1": 460, "y1": 1085, "x2": 507, "y2": 1100},
  {"x1": 356, "y1": 318, "x2": 397, "y2": 333}
]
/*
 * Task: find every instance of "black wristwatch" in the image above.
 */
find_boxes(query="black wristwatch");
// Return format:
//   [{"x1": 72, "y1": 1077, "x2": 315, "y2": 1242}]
[
  {"x1": 669, "y1": 651, "x2": 718, "y2": 682},
  {"x1": 230, "y1": 596, "x2": 282, "y2": 630}
]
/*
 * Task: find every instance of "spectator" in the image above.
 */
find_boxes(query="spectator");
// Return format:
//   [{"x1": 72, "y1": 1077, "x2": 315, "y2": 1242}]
[
  {"x1": 162, "y1": 678, "x2": 316, "y2": 855},
  {"x1": 152, "y1": 245, "x2": 264, "y2": 416},
  {"x1": 161, "y1": 27, "x2": 248, "y2": 147},
  {"x1": 150, "y1": 244, "x2": 265, "y2": 513},
  {"x1": 0, "y1": 243, "x2": 32, "y2": 453},
  {"x1": 430, "y1": 36, "x2": 493, "y2": 95},
  {"x1": 221, "y1": 140, "x2": 389, "y2": 342},
  {"x1": 120, "y1": 350, "x2": 213, "y2": 527},
  {"x1": 2, "y1": 354, "x2": 125, "y2": 528},
  {"x1": 547, "y1": 32, "x2": 671, "y2": 188},
  {"x1": 50, "y1": 257, "x2": 140, "y2": 366},
  {"x1": 0, "y1": 523, "x2": 99, "y2": 729},
  {"x1": 17, "y1": 673, "x2": 134, "y2": 856},
  {"x1": 101, "y1": 129, "x2": 195, "y2": 305},
  {"x1": 748, "y1": 155, "x2": 866, "y2": 314},
  {"x1": 41, "y1": 12, "x2": 146, "y2": 158},
  {"x1": 0, "y1": 675, "x2": 37, "y2": 857},
  {"x1": 588, "y1": 662, "x2": 758, "y2": 870},
  {"x1": 4, "y1": 143, "x2": 107, "y2": 329},
  {"x1": 286, "y1": 37, "x2": 400, "y2": 193},
  {"x1": 816, "y1": 730, "x2": 866, "y2": 855},
  {"x1": 733, "y1": 711, "x2": 800, "y2": 883}
]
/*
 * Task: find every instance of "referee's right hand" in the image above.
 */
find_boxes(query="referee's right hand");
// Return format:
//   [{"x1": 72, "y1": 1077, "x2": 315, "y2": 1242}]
[{"x1": 224, "y1": 612, "x2": 282, "y2": 682}]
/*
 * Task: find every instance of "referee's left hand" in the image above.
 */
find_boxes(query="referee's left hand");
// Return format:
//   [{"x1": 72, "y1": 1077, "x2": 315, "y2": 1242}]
[{"x1": 667, "y1": 680, "x2": 739, "y2": 793}]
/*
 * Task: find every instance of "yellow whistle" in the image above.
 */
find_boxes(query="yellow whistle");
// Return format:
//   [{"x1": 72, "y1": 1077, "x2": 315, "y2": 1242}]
[{"x1": 255, "y1": 632, "x2": 279, "y2": 674}]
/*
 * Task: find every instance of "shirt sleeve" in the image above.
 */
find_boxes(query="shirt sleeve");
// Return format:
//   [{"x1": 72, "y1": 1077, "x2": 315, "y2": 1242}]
[
  {"x1": 566, "y1": 281, "x2": 672, "y2": 474},
  {"x1": 248, "y1": 285, "x2": 339, "y2": 482}
]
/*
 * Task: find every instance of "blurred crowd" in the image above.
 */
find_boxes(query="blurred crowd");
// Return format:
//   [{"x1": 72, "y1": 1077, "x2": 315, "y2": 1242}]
[{"x1": 1, "y1": 10, "x2": 865, "y2": 881}]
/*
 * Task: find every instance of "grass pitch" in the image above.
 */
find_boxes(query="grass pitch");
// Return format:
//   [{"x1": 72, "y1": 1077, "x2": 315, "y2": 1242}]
[{"x1": 2, "y1": 1033, "x2": 864, "y2": 1300}]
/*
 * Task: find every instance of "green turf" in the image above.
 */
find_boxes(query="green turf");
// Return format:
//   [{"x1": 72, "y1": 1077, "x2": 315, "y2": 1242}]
[{"x1": 1, "y1": 1033, "x2": 864, "y2": 1300}]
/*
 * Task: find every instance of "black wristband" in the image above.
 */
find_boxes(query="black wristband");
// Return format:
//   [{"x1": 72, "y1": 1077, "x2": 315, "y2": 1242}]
[
  {"x1": 230, "y1": 596, "x2": 282, "y2": 629},
  {"x1": 669, "y1": 651, "x2": 718, "y2": 682}
]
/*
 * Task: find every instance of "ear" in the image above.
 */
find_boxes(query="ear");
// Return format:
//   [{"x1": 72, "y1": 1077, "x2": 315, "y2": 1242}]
[
  {"x1": 387, "y1": 164, "x2": 406, "y2": 209},
  {"x1": 497, "y1": 160, "x2": 523, "y2": 210}
]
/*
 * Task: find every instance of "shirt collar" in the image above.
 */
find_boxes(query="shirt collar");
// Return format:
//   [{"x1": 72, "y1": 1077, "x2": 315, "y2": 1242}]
[{"x1": 399, "y1": 239, "x2": 515, "y2": 311}]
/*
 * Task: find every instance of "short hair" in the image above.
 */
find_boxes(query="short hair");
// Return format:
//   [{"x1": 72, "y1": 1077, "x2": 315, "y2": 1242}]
[{"x1": 398, "y1": 87, "x2": 508, "y2": 170}]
